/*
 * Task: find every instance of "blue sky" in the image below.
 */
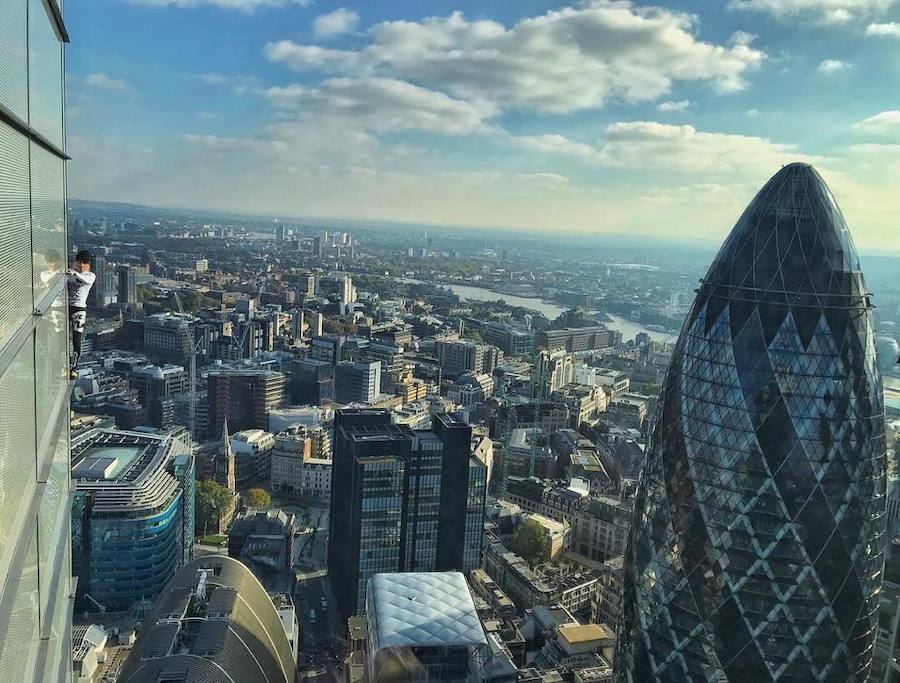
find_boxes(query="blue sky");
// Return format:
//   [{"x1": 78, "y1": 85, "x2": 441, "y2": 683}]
[{"x1": 67, "y1": 0, "x2": 900, "y2": 250}]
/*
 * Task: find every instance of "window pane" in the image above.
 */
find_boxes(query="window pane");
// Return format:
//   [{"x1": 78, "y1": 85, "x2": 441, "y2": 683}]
[
  {"x1": 0, "y1": 337, "x2": 38, "y2": 578},
  {"x1": 35, "y1": 290, "x2": 68, "y2": 441},
  {"x1": 0, "y1": 122, "x2": 32, "y2": 351},
  {"x1": 28, "y1": 0, "x2": 63, "y2": 148},
  {"x1": 0, "y1": 522, "x2": 40, "y2": 682},
  {"x1": 31, "y1": 144, "x2": 66, "y2": 306},
  {"x1": 0, "y1": 0, "x2": 28, "y2": 119},
  {"x1": 38, "y1": 407, "x2": 69, "y2": 628}
]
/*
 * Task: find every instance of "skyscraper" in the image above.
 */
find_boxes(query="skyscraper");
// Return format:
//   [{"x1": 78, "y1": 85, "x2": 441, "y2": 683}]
[
  {"x1": 616, "y1": 164, "x2": 887, "y2": 681},
  {"x1": 0, "y1": 0, "x2": 73, "y2": 679},
  {"x1": 207, "y1": 368, "x2": 286, "y2": 436},
  {"x1": 328, "y1": 410, "x2": 487, "y2": 618},
  {"x1": 116, "y1": 264, "x2": 136, "y2": 305}
]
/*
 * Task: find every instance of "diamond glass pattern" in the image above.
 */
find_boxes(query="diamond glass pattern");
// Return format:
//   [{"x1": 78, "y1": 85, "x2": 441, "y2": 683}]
[{"x1": 615, "y1": 164, "x2": 887, "y2": 683}]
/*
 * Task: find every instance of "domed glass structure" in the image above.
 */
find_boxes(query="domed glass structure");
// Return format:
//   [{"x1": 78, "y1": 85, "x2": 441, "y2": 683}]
[{"x1": 615, "y1": 164, "x2": 887, "y2": 682}]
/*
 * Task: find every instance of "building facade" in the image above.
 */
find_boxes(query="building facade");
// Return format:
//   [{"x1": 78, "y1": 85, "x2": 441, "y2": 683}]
[
  {"x1": 335, "y1": 360, "x2": 382, "y2": 404},
  {"x1": 328, "y1": 410, "x2": 487, "y2": 618},
  {"x1": 616, "y1": 164, "x2": 888, "y2": 681},
  {"x1": 207, "y1": 368, "x2": 286, "y2": 437},
  {"x1": 71, "y1": 428, "x2": 195, "y2": 612},
  {"x1": 0, "y1": 1, "x2": 73, "y2": 678}
]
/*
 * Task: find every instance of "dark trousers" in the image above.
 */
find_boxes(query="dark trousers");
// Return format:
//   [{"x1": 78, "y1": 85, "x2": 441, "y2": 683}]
[{"x1": 69, "y1": 306, "x2": 86, "y2": 365}]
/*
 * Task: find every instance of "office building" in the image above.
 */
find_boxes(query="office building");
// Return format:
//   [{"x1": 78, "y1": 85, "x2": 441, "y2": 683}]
[
  {"x1": 361, "y1": 340, "x2": 405, "y2": 391},
  {"x1": 228, "y1": 509, "x2": 297, "y2": 573},
  {"x1": 270, "y1": 428, "x2": 331, "y2": 499},
  {"x1": 289, "y1": 357, "x2": 334, "y2": 405},
  {"x1": 436, "y1": 338, "x2": 501, "y2": 378},
  {"x1": 118, "y1": 556, "x2": 296, "y2": 683},
  {"x1": 483, "y1": 321, "x2": 535, "y2": 356},
  {"x1": 130, "y1": 363, "x2": 187, "y2": 429},
  {"x1": 328, "y1": 410, "x2": 487, "y2": 618},
  {"x1": 230, "y1": 429, "x2": 276, "y2": 487},
  {"x1": 71, "y1": 428, "x2": 195, "y2": 612},
  {"x1": 0, "y1": 0, "x2": 73, "y2": 677},
  {"x1": 532, "y1": 350, "x2": 574, "y2": 400},
  {"x1": 194, "y1": 258, "x2": 209, "y2": 273},
  {"x1": 116, "y1": 264, "x2": 137, "y2": 305},
  {"x1": 335, "y1": 360, "x2": 382, "y2": 404},
  {"x1": 144, "y1": 312, "x2": 197, "y2": 367},
  {"x1": 537, "y1": 327, "x2": 622, "y2": 354},
  {"x1": 88, "y1": 254, "x2": 111, "y2": 307},
  {"x1": 616, "y1": 164, "x2": 888, "y2": 681},
  {"x1": 207, "y1": 369, "x2": 285, "y2": 437},
  {"x1": 365, "y1": 572, "x2": 488, "y2": 681}
]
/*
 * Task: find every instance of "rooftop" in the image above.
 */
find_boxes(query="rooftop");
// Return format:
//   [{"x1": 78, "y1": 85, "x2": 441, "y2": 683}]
[{"x1": 367, "y1": 572, "x2": 487, "y2": 651}]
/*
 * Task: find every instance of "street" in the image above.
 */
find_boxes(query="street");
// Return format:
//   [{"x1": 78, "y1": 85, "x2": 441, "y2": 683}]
[{"x1": 289, "y1": 502, "x2": 346, "y2": 681}]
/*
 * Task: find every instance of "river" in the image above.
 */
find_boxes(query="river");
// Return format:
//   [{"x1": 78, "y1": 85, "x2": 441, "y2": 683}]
[{"x1": 406, "y1": 279, "x2": 677, "y2": 343}]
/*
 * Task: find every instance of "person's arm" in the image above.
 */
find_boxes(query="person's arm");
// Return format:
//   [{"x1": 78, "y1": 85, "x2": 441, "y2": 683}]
[{"x1": 67, "y1": 269, "x2": 94, "y2": 285}]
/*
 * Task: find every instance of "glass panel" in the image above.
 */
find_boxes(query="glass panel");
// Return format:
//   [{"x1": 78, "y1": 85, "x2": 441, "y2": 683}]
[
  {"x1": 28, "y1": 0, "x2": 64, "y2": 148},
  {"x1": 35, "y1": 290, "x2": 68, "y2": 441},
  {"x1": 0, "y1": 522, "x2": 40, "y2": 682},
  {"x1": 0, "y1": 0, "x2": 28, "y2": 119},
  {"x1": 0, "y1": 122, "x2": 32, "y2": 351},
  {"x1": 0, "y1": 337, "x2": 38, "y2": 578},
  {"x1": 38, "y1": 408, "x2": 69, "y2": 627},
  {"x1": 31, "y1": 144, "x2": 66, "y2": 305}
]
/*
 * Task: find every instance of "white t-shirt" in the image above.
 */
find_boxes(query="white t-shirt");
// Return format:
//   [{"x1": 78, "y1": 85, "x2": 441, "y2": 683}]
[{"x1": 67, "y1": 270, "x2": 96, "y2": 308}]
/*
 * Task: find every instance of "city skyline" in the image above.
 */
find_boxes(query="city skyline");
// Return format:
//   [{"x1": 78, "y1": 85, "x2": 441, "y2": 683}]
[{"x1": 68, "y1": 1, "x2": 900, "y2": 251}]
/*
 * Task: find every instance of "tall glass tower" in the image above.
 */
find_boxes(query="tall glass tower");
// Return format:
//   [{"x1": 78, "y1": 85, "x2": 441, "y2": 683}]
[
  {"x1": 0, "y1": 0, "x2": 73, "y2": 681},
  {"x1": 616, "y1": 164, "x2": 887, "y2": 682}
]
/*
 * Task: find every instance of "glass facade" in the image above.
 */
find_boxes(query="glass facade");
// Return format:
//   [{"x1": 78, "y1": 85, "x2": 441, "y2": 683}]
[
  {"x1": 71, "y1": 431, "x2": 195, "y2": 612},
  {"x1": 0, "y1": 1, "x2": 72, "y2": 681},
  {"x1": 616, "y1": 164, "x2": 887, "y2": 682}
]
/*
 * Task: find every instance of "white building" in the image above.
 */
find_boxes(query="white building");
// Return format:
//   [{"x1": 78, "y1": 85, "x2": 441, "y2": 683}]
[{"x1": 270, "y1": 429, "x2": 332, "y2": 500}]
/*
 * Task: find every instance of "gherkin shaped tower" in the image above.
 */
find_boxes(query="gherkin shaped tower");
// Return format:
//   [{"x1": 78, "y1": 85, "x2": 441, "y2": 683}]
[{"x1": 615, "y1": 164, "x2": 887, "y2": 682}]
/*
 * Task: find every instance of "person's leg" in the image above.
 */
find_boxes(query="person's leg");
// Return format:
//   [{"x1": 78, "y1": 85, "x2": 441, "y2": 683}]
[{"x1": 69, "y1": 307, "x2": 87, "y2": 373}]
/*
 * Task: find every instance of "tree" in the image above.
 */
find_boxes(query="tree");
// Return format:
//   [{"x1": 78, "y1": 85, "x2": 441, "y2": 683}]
[
  {"x1": 245, "y1": 487, "x2": 271, "y2": 509},
  {"x1": 196, "y1": 479, "x2": 233, "y2": 536},
  {"x1": 511, "y1": 519, "x2": 550, "y2": 567}
]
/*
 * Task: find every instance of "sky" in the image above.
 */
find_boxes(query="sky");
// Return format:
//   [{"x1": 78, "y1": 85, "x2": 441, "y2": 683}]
[{"x1": 67, "y1": 0, "x2": 900, "y2": 252}]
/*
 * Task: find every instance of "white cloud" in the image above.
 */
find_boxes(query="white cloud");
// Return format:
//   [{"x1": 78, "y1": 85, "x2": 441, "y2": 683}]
[
  {"x1": 267, "y1": 5, "x2": 764, "y2": 114},
  {"x1": 84, "y1": 73, "x2": 132, "y2": 92},
  {"x1": 867, "y1": 21, "x2": 900, "y2": 36},
  {"x1": 265, "y1": 78, "x2": 497, "y2": 135},
  {"x1": 853, "y1": 110, "x2": 900, "y2": 135},
  {"x1": 658, "y1": 99, "x2": 691, "y2": 112},
  {"x1": 126, "y1": 0, "x2": 311, "y2": 9},
  {"x1": 513, "y1": 134, "x2": 604, "y2": 162},
  {"x1": 597, "y1": 122, "x2": 820, "y2": 173},
  {"x1": 265, "y1": 41, "x2": 360, "y2": 72},
  {"x1": 817, "y1": 59, "x2": 851, "y2": 73},
  {"x1": 729, "y1": 0, "x2": 898, "y2": 24},
  {"x1": 314, "y1": 8, "x2": 360, "y2": 38},
  {"x1": 512, "y1": 122, "x2": 818, "y2": 177}
]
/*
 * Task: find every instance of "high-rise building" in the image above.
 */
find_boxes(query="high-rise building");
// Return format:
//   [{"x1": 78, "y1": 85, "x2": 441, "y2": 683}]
[
  {"x1": 88, "y1": 254, "x2": 109, "y2": 307},
  {"x1": 335, "y1": 360, "x2": 382, "y2": 404},
  {"x1": 531, "y1": 349, "x2": 574, "y2": 399},
  {"x1": 616, "y1": 164, "x2": 887, "y2": 681},
  {"x1": 436, "y1": 338, "x2": 501, "y2": 378},
  {"x1": 116, "y1": 264, "x2": 136, "y2": 305},
  {"x1": 207, "y1": 369, "x2": 286, "y2": 437},
  {"x1": 118, "y1": 556, "x2": 296, "y2": 683},
  {"x1": 483, "y1": 320, "x2": 535, "y2": 356},
  {"x1": 328, "y1": 410, "x2": 487, "y2": 618},
  {"x1": 0, "y1": 0, "x2": 73, "y2": 678},
  {"x1": 144, "y1": 312, "x2": 197, "y2": 366},
  {"x1": 71, "y1": 428, "x2": 195, "y2": 612},
  {"x1": 130, "y1": 363, "x2": 187, "y2": 428}
]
